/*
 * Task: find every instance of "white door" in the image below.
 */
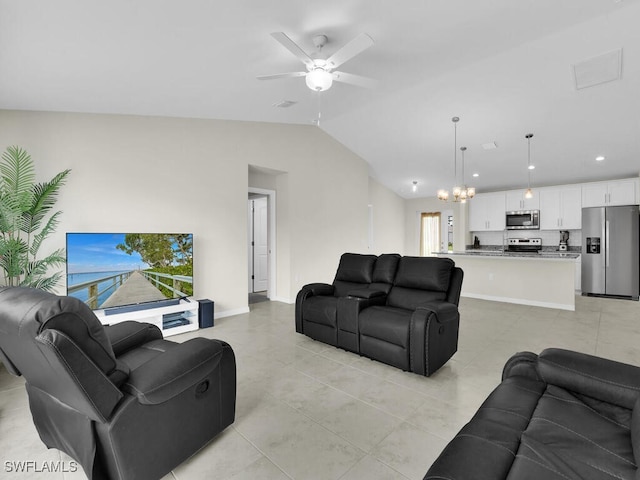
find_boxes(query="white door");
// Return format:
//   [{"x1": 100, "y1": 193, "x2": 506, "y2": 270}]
[{"x1": 248, "y1": 197, "x2": 269, "y2": 293}]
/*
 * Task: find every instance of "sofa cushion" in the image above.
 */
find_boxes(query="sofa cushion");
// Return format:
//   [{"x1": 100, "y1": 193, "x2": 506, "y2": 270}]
[
  {"x1": 387, "y1": 287, "x2": 446, "y2": 310},
  {"x1": 334, "y1": 253, "x2": 377, "y2": 284},
  {"x1": 372, "y1": 254, "x2": 401, "y2": 284},
  {"x1": 394, "y1": 257, "x2": 453, "y2": 291},
  {"x1": 359, "y1": 306, "x2": 412, "y2": 348},
  {"x1": 302, "y1": 296, "x2": 338, "y2": 328},
  {"x1": 508, "y1": 385, "x2": 635, "y2": 479}
]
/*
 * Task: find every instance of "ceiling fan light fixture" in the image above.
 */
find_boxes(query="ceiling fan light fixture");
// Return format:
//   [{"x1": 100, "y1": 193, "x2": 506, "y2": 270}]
[{"x1": 306, "y1": 68, "x2": 333, "y2": 91}]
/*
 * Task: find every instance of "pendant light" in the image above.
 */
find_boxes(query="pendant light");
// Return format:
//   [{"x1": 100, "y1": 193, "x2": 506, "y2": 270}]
[
  {"x1": 524, "y1": 133, "x2": 534, "y2": 199},
  {"x1": 437, "y1": 117, "x2": 459, "y2": 202},
  {"x1": 458, "y1": 146, "x2": 475, "y2": 203}
]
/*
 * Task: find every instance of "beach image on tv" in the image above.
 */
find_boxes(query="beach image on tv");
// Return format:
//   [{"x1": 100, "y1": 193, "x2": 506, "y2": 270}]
[{"x1": 66, "y1": 233, "x2": 193, "y2": 309}]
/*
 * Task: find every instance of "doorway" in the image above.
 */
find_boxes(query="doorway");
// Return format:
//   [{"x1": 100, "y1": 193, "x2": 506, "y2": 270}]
[{"x1": 247, "y1": 188, "x2": 276, "y2": 304}]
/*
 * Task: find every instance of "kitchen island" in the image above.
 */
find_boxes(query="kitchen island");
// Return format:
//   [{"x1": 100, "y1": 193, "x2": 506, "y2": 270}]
[{"x1": 435, "y1": 251, "x2": 580, "y2": 311}]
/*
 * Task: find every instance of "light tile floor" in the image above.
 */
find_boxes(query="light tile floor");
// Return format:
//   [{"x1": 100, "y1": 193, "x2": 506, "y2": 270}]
[{"x1": 1, "y1": 295, "x2": 640, "y2": 479}]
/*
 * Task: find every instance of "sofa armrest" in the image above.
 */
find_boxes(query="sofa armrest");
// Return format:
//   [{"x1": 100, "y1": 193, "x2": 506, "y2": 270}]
[
  {"x1": 502, "y1": 351, "x2": 541, "y2": 382},
  {"x1": 123, "y1": 338, "x2": 227, "y2": 405},
  {"x1": 538, "y1": 348, "x2": 640, "y2": 409},
  {"x1": 416, "y1": 301, "x2": 458, "y2": 323},
  {"x1": 295, "y1": 283, "x2": 335, "y2": 333},
  {"x1": 301, "y1": 283, "x2": 335, "y2": 296},
  {"x1": 410, "y1": 301, "x2": 460, "y2": 376},
  {"x1": 347, "y1": 288, "x2": 386, "y2": 299},
  {"x1": 36, "y1": 329, "x2": 124, "y2": 423},
  {"x1": 105, "y1": 321, "x2": 163, "y2": 357}
]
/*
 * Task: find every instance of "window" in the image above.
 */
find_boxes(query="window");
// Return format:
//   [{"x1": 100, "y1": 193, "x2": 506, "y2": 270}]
[{"x1": 420, "y1": 212, "x2": 441, "y2": 256}]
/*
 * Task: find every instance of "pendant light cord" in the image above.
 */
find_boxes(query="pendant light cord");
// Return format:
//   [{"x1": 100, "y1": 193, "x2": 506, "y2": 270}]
[{"x1": 452, "y1": 117, "x2": 459, "y2": 186}]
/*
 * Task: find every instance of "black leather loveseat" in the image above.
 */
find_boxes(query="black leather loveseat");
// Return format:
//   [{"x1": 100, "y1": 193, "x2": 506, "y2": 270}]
[
  {"x1": 425, "y1": 348, "x2": 640, "y2": 480},
  {"x1": 296, "y1": 253, "x2": 463, "y2": 376},
  {"x1": 0, "y1": 287, "x2": 236, "y2": 480}
]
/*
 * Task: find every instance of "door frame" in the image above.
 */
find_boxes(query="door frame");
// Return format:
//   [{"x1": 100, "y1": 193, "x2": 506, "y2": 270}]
[{"x1": 248, "y1": 187, "x2": 276, "y2": 299}]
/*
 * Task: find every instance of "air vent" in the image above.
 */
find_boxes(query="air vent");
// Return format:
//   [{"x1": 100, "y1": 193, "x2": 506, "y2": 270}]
[
  {"x1": 573, "y1": 49, "x2": 622, "y2": 90},
  {"x1": 272, "y1": 100, "x2": 297, "y2": 108}
]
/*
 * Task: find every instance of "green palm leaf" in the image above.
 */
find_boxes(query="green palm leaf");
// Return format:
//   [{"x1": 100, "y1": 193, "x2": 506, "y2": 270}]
[
  {"x1": 22, "y1": 169, "x2": 70, "y2": 234},
  {"x1": 0, "y1": 145, "x2": 70, "y2": 290}
]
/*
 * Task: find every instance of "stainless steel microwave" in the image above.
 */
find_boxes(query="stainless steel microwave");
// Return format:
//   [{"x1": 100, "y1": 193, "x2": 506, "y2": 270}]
[{"x1": 506, "y1": 210, "x2": 540, "y2": 230}]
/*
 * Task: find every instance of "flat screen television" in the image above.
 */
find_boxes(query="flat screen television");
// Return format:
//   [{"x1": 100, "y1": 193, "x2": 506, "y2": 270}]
[{"x1": 66, "y1": 233, "x2": 193, "y2": 311}]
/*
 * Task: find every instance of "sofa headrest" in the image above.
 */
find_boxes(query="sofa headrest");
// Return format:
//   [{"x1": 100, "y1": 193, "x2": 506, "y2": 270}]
[
  {"x1": 334, "y1": 253, "x2": 377, "y2": 284},
  {"x1": 372, "y1": 254, "x2": 401, "y2": 284},
  {"x1": 393, "y1": 257, "x2": 454, "y2": 292},
  {"x1": 0, "y1": 287, "x2": 117, "y2": 378}
]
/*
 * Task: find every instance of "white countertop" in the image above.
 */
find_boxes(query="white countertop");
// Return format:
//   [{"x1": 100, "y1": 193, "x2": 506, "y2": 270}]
[{"x1": 435, "y1": 250, "x2": 580, "y2": 261}]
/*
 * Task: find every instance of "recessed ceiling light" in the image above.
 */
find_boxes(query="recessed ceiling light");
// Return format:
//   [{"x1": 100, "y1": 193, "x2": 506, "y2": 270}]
[
  {"x1": 528, "y1": 165, "x2": 535, "y2": 170},
  {"x1": 595, "y1": 155, "x2": 605, "y2": 161},
  {"x1": 472, "y1": 173, "x2": 479, "y2": 177}
]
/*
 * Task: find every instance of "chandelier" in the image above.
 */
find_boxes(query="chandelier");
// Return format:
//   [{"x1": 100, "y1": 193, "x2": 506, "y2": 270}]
[{"x1": 437, "y1": 116, "x2": 475, "y2": 202}]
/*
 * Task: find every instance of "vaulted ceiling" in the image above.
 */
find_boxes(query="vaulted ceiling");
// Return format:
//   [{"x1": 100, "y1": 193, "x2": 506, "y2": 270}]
[{"x1": 1, "y1": 0, "x2": 639, "y2": 198}]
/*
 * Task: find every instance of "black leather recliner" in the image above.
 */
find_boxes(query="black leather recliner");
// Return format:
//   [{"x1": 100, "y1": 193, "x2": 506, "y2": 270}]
[
  {"x1": 425, "y1": 348, "x2": 640, "y2": 480},
  {"x1": 355, "y1": 256, "x2": 463, "y2": 376},
  {"x1": 0, "y1": 287, "x2": 236, "y2": 480}
]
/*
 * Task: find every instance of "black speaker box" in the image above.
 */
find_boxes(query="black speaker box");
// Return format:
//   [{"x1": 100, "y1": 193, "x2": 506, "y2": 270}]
[{"x1": 198, "y1": 299, "x2": 214, "y2": 328}]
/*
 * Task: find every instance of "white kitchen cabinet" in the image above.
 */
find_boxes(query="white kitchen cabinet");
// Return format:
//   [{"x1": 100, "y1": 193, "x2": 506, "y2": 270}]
[
  {"x1": 505, "y1": 189, "x2": 540, "y2": 211},
  {"x1": 582, "y1": 178, "x2": 638, "y2": 207},
  {"x1": 469, "y1": 192, "x2": 506, "y2": 231},
  {"x1": 539, "y1": 185, "x2": 582, "y2": 230}
]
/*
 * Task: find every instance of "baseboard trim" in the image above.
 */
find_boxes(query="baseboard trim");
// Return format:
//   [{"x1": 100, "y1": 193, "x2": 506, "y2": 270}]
[
  {"x1": 270, "y1": 296, "x2": 294, "y2": 304},
  {"x1": 461, "y1": 292, "x2": 575, "y2": 311},
  {"x1": 215, "y1": 306, "x2": 250, "y2": 319}
]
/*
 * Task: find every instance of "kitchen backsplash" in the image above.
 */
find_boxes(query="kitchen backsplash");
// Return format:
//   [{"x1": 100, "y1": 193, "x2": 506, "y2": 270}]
[{"x1": 470, "y1": 229, "x2": 582, "y2": 250}]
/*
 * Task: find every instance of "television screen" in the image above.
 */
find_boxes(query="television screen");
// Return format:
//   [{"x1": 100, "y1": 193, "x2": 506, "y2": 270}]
[{"x1": 66, "y1": 233, "x2": 193, "y2": 310}]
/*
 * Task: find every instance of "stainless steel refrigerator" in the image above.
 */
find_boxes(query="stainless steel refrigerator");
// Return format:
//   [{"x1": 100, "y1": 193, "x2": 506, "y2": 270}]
[{"x1": 582, "y1": 205, "x2": 639, "y2": 300}]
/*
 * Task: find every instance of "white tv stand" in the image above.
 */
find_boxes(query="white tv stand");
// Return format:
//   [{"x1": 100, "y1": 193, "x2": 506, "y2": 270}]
[{"x1": 94, "y1": 298, "x2": 199, "y2": 337}]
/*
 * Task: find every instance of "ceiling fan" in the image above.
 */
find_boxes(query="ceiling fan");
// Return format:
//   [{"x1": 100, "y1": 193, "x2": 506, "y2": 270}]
[{"x1": 257, "y1": 32, "x2": 376, "y2": 92}]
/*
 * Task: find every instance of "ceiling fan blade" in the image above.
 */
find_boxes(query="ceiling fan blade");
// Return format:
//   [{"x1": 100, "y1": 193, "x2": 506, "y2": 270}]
[
  {"x1": 332, "y1": 71, "x2": 377, "y2": 89},
  {"x1": 257, "y1": 72, "x2": 307, "y2": 80},
  {"x1": 270, "y1": 32, "x2": 314, "y2": 68},
  {"x1": 325, "y1": 33, "x2": 374, "y2": 69}
]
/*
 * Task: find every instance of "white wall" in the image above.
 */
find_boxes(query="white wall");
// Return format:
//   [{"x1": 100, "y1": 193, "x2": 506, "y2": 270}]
[
  {"x1": 367, "y1": 177, "x2": 405, "y2": 255},
  {"x1": 0, "y1": 110, "x2": 383, "y2": 314}
]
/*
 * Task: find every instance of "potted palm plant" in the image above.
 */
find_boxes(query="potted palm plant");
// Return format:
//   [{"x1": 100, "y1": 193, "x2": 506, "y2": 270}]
[{"x1": 0, "y1": 146, "x2": 70, "y2": 291}]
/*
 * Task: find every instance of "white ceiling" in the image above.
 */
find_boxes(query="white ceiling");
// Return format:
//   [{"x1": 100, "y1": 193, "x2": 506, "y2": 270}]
[{"x1": 1, "y1": 0, "x2": 639, "y2": 198}]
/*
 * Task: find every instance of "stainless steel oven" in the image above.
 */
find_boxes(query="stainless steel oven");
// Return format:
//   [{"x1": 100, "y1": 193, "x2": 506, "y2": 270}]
[{"x1": 506, "y1": 210, "x2": 539, "y2": 230}]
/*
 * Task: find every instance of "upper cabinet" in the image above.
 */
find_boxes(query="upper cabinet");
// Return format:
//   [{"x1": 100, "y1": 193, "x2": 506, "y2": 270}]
[
  {"x1": 505, "y1": 189, "x2": 540, "y2": 211},
  {"x1": 539, "y1": 185, "x2": 582, "y2": 230},
  {"x1": 469, "y1": 192, "x2": 506, "y2": 231},
  {"x1": 582, "y1": 179, "x2": 638, "y2": 208}
]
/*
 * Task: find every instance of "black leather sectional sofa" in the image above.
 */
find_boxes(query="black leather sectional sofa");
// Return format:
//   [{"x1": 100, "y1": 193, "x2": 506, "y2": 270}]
[
  {"x1": 426, "y1": 348, "x2": 640, "y2": 480},
  {"x1": 295, "y1": 253, "x2": 463, "y2": 376}
]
